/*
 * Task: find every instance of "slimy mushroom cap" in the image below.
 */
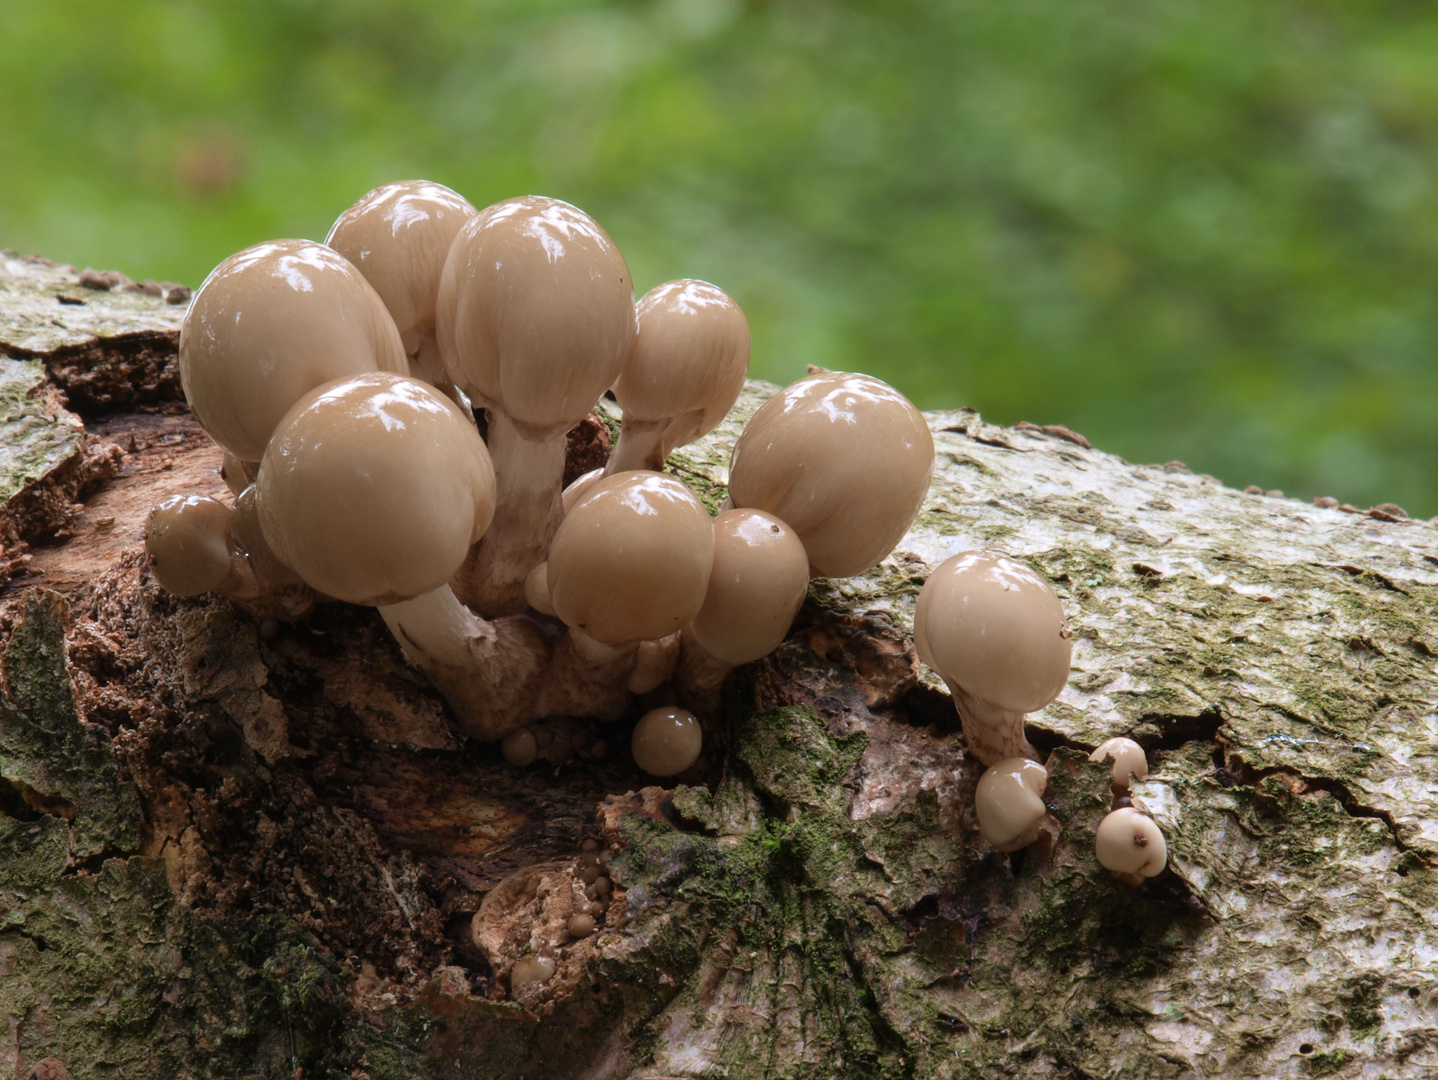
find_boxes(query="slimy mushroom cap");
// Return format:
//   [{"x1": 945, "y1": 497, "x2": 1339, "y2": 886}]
[
  {"x1": 689, "y1": 508, "x2": 809, "y2": 666},
  {"x1": 436, "y1": 196, "x2": 634, "y2": 433},
  {"x1": 547, "y1": 471, "x2": 714, "y2": 646},
  {"x1": 631, "y1": 706, "x2": 702, "y2": 776},
  {"x1": 915, "y1": 551, "x2": 1072, "y2": 714},
  {"x1": 144, "y1": 494, "x2": 234, "y2": 597},
  {"x1": 727, "y1": 371, "x2": 934, "y2": 577},
  {"x1": 974, "y1": 757, "x2": 1049, "y2": 849},
  {"x1": 180, "y1": 239, "x2": 409, "y2": 461},
  {"x1": 256, "y1": 371, "x2": 495, "y2": 606},
  {"x1": 1094, "y1": 807, "x2": 1168, "y2": 878}
]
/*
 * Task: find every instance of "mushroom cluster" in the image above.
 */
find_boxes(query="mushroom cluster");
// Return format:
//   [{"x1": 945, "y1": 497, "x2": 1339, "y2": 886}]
[
  {"x1": 146, "y1": 180, "x2": 936, "y2": 777},
  {"x1": 1091, "y1": 737, "x2": 1168, "y2": 885}
]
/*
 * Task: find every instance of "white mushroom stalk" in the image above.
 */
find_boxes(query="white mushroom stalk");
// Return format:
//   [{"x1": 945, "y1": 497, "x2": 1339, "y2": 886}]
[
  {"x1": 256, "y1": 371, "x2": 545, "y2": 742},
  {"x1": 914, "y1": 551, "x2": 1073, "y2": 767},
  {"x1": 326, "y1": 180, "x2": 478, "y2": 388},
  {"x1": 437, "y1": 196, "x2": 636, "y2": 615},
  {"x1": 606, "y1": 280, "x2": 749, "y2": 475}
]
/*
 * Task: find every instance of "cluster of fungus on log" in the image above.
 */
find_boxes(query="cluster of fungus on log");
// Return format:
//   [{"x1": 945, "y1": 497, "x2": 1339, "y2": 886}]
[
  {"x1": 1091, "y1": 737, "x2": 1168, "y2": 885},
  {"x1": 144, "y1": 180, "x2": 936, "y2": 781}
]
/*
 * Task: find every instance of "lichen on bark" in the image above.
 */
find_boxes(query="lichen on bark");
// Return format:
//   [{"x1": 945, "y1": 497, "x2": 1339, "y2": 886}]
[{"x1": 1, "y1": 259, "x2": 1437, "y2": 1078}]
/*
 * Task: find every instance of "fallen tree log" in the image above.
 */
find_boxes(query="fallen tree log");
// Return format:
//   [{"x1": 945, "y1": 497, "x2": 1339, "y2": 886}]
[{"x1": 1, "y1": 251, "x2": 1436, "y2": 1079}]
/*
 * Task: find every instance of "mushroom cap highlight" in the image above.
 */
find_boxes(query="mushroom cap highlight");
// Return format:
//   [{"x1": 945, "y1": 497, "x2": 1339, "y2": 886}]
[
  {"x1": 1090, "y1": 736, "x2": 1148, "y2": 788},
  {"x1": 180, "y1": 239, "x2": 409, "y2": 461},
  {"x1": 256, "y1": 371, "x2": 495, "y2": 606},
  {"x1": 915, "y1": 551, "x2": 1072, "y2": 714},
  {"x1": 689, "y1": 508, "x2": 809, "y2": 666},
  {"x1": 144, "y1": 494, "x2": 234, "y2": 597},
  {"x1": 974, "y1": 757, "x2": 1049, "y2": 848},
  {"x1": 1094, "y1": 807, "x2": 1168, "y2": 878},
  {"x1": 631, "y1": 706, "x2": 702, "y2": 776},
  {"x1": 436, "y1": 196, "x2": 634, "y2": 433},
  {"x1": 727, "y1": 371, "x2": 934, "y2": 577},
  {"x1": 547, "y1": 471, "x2": 714, "y2": 646},
  {"x1": 614, "y1": 279, "x2": 748, "y2": 436},
  {"x1": 326, "y1": 180, "x2": 478, "y2": 349}
]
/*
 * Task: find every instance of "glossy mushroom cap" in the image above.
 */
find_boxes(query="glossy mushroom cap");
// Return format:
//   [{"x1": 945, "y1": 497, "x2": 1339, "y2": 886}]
[
  {"x1": 326, "y1": 180, "x2": 478, "y2": 385},
  {"x1": 1090, "y1": 737, "x2": 1148, "y2": 788},
  {"x1": 256, "y1": 371, "x2": 495, "y2": 606},
  {"x1": 689, "y1": 509, "x2": 809, "y2": 665},
  {"x1": 974, "y1": 757, "x2": 1049, "y2": 849},
  {"x1": 1095, "y1": 807, "x2": 1168, "y2": 879},
  {"x1": 631, "y1": 706, "x2": 703, "y2": 776},
  {"x1": 546, "y1": 471, "x2": 714, "y2": 646},
  {"x1": 436, "y1": 196, "x2": 634, "y2": 434},
  {"x1": 727, "y1": 372, "x2": 934, "y2": 577},
  {"x1": 613, "y1": 280, "x2": 748, "y2": 448},
  {"x1": 914, "y1": 551, "x2": 1072, "y2": 714},
  {"x1": 180, "y1": 240, "x2": 409, "y2": 461},
  {"x1": 144, "y1": 494, "x2": 234, "y2": 596}
]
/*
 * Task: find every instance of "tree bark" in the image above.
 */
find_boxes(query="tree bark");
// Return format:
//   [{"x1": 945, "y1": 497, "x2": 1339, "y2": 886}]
[{"x1": 2, "y1": 251, "x2": 1437, "y2": 1079}]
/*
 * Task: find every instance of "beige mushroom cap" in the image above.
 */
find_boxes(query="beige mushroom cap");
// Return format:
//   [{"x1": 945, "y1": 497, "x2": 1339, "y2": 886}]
[
  {"x1": 1090, "y1": 737, "x2": 1148, "y2": 788},
  {"x1": 914, "y1": 551, "x2": 1072, "y2": 714},
  {"x1": 727, "y1": 372, "x2": 934, "y2": 577},
  {"x1": 614, "y1": 280, "x2": 748, "y2": 432},
  {"x1": 436, "y1": 196, "x2": 634, "y2": 433},
  {"x1": 144, "y1": 494, "x2": 234, "y2": 597},
  {"x1": 689, "y1": 509, "x2": 809, "y2": 666},
  {"x1": 974, "y1": 757, "x2": 1049, "y2": 849},
  {"x1": 547, "y1": 471, "x2": 714, "y2": 646},
  {"x1": 326, "y1": 180, "x2": 477, "y2": 380},
  {"x1": 256, "y1": 371, "x2": 495, "y2": 606},
  {"x1": 1094, "y1": 807, "x2": 1168, "y2": 878},
  {"x1": 181, "y1": 239, "x2": 409, "y2": 461},
  {"x1": 631, "y1": 706, "x2": 702, "y2": 776}
]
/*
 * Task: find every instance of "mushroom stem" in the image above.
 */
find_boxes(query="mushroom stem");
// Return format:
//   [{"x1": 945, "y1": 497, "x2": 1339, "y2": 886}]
[
  {"x1": 534, "y1": 629, "x2": 638, "y2": 721},
  {"x1": 378, "y1": 583, "x2": 549, "y2": 741},
  {"x1": 674, "y1": 628, "x2": 735, "y2": 715},
  {"x1": 947, "y1": 679, "x2": 1037, "y2": 767},
  {"x1": 604, "y1": 415, "x2": 667, "y2": 475},
  {"x1": 456, "y1": 410, "x2": 568, "y2": 615}
]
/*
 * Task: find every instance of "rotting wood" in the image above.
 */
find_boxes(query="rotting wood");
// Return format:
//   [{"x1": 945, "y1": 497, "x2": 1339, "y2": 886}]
[{"x1": 1, "y1": 256, "x2": 1437, "y2": 1078}]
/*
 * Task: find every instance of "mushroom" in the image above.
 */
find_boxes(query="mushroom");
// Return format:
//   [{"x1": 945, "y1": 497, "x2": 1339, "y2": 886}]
[
  {"x1": 606, "y1": 280, "x2": 749, "y2": 475},
  {"x1": 1090, "y1": 737, "x2": 1148, "y2": 789},
  {"x1": 220, "y1": 451, "x2": 258, "y2": 498},
  {"x1": 676, "y1": 508, "x2": 809, "y2": 705},
  {"x1": 437, "y1": 196, "x2": 635, "y2": 614},
  {"x1": 1094, "y1": 807, "x2": 1168, "y2": 885},
  {"x1": 913, "y1": 551, "x2": 1072, "y2": 766},
  {"x1": 510, "y1": 955, "x2": 557, "y2": 993},
  {"x1": 180, "y1": 239, "x2": 409, "y2": 463},
  {"x1": 144, "y1": 494, "x2": 255, "y2": 599},
  {"x1": 631, "y1": 706, "x2": 703, "y2": 777},
  {"x1": 231, "y1": 485, "x2": 302, "y2": 587},
  {"x1": 726, "y1": 371, "x2": 934, "y2": 578},
  {"x1": 974, "y1": 757, "x2": 1051, "y2": 851},
  {"x1": 325, "y1": 180, "x2": 478, "y2": 388},
  {"x1": 256, "y1": 370, "x2": 545, "y2": 741}
]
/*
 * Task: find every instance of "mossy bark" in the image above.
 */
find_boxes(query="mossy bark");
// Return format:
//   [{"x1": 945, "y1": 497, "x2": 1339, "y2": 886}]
[{"x1": 2, "y1": 255, "x2": 1437, "y2": 1078}]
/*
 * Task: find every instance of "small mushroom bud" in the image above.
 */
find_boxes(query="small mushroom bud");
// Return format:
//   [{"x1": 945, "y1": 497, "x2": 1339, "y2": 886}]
[
  {"x1": 232, "y1": 485, "x2": 302, "y2": 586},
  {"x1": 523, "y1": 562, "x2": 557, "y2": 617},
  {"x1": 914, "y1": 551, "x2": 1072, "y2": 767},
  {"x1": 607, "y1": 280, "x2": 749, "y2": 474},
  {"x1": 501, "y1": 727, "x2": 539, "y2": 767},
  {"x1": 727, "y1": 372, "x2": 934, "y2": 577},
  {"x1": 181, "y1": 239, "x2": 408, "y2": 461},
  {"x1": 567, "y1": 913, "x2": 596, "y2": 938},
  {"x1": 326, "y1": 180, "x2": 478, "y2": 387},
  {"x1": 1089, "y1": 737, "x2": 1148, "y2": 789},
  {"x1": 631, "y1": 706, "x2": 702, "y2": 776},
  {"x1": 510, "y1": 955, "x2": 557, "y2": 991},
  {"x1": 437, "y1": 196, "x2": 635, "y2": 614},
  {"x1": 220, "y1": 451, "x2": 259, "y2": 498},
  {"x1": 1095, "y1": 807, "x2": 1168, "y2": 883},
  {"x1": 974, "y1": 757, "x2": 1050, "y2": 851},
  {"x1": 145, "y1": 494, "x2": 249, "y2": 597},
  {"x1": 547, "y1": 472, "x2": 714, "y2": 646}
]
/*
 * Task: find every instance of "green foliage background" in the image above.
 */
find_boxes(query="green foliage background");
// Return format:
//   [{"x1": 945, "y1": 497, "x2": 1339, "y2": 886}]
[{"x1": 3, "y1": 0, "x2": 1436, "y2": 515}]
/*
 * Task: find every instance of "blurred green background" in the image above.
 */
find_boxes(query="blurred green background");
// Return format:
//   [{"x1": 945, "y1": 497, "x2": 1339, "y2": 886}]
[{"x1": 3, "y1": 0, "x2": 1436, "y2": 515}]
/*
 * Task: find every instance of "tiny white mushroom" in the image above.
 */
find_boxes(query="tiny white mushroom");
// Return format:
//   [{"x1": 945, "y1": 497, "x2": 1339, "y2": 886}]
[
  {"x1": 631, "y1": 706, "x2": 703, "y2": 777},
  {"x1": 974, "y1": 757, "x2": 1050, "y2": 851},
  {"x1": 1095, "y1": 807, "x2": 1168, "y2": 884},
  {"x1": 1089, "y1": 737, "x2": 1148, "y2": 789}
]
